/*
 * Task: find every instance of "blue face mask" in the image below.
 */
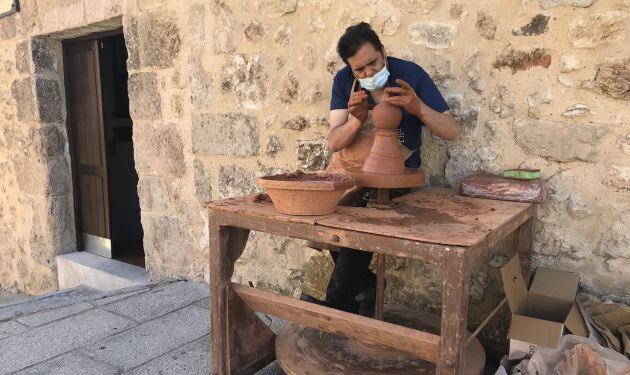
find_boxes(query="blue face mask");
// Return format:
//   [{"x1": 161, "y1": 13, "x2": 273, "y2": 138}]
[{"x1": 357, "y1": 64, "x2": 389, "y2": 91}]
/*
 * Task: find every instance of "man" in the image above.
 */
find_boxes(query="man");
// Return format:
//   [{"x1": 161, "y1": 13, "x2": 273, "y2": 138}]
[{"x1": 302, "y1": 22, "x2": 460, "y2": 316}]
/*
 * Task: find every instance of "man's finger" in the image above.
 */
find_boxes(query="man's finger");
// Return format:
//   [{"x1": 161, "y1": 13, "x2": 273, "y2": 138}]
[
  {"x1": 384, "y1": 87, "x2": 406, "y2": 95},
  {"x1": 395, "y1": 79, "x2": 413, "y2": 90},
  {"x1": 384, "y1": 97, "x2": 405, "y2": 107}
]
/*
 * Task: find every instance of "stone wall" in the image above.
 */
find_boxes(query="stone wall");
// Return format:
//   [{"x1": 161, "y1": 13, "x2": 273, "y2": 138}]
[{"x1": 0, "y1": 0, "x2": 629, "y2": 345}]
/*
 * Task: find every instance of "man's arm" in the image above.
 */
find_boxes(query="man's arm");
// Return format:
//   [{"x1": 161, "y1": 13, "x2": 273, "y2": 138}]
[
  {"x1": 385, "y1": 79, "x2": 460, "y2": 140},
  {"x1": 328, "y1": 110, "x2": 362, "y2": 152},
  {"x1": 328, "y1": 89, "x2": 369, "y2": 152}
]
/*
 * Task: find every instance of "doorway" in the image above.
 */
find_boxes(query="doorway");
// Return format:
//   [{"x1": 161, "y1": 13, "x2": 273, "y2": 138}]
[{"x1": 63, "y1": 30, "x2": 145, "y2": 268}]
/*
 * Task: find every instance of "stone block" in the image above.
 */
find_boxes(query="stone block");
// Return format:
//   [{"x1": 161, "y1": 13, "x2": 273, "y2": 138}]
[
  {"x1": 0, "y1": 309, "x2": 135, "y2": 373},
  {"x1": 266, "y1": 134, "x2": 284, "y2": 157},
  {"x1": 493, "y1": 46, "x2": 551, "y2": 73},
  {"x1": 123, "y1": 18, "x2": 140, "y2": 70},
  {"x1": 0, "y1": 286, "x2": 100, "y2": 322},
  {"x1": 600, "y1": 212, "x2": 630, "y2": 258},
  {"x1": 513, "y1": 14, "x2": 549, "y2": 36},
  {"x1": 35, "y1": 79, "x2": 63, "y2": 123},
  {"x1": 219, "y1": 165, "x2": 260, "y2": 198},
  {"x1": 408, "y1": 21, "x2": 457, "y2": 49},
  {"x1": 221, "y1": 54, "x2": 267, "y2": 109},
  {"x1": 56, "y1": 252, "x2": 149, "y2": 292},
  {"x1": 133, "y1": 123, "x2": 184, "y2": 177},
  {"x1": 605, "y1": 165, "x2": 630, "y2": 190},
  {"x1": 445, "y1": 94, "x2": 479, "y2": 138},
  {"x1": 87, "y1": 305, "x2": 209, "y2": 370},
  {"x1": 192, "y1": 112, "x2": 259, "y2": 157},
  {"x1": 256, "y1": 0, "x2": 298, "y2": 17},
  {"x1": 134, "y1": 12, "x2": 181, "y2": 68},
  {"x1": 16, "y1": 302, "x2": 93, "y2": 327},
  {"x1": 100, "y1": 281, "x2": 208, "y2": 322},
  {"x1": 14, "y1": 349, "x2": 121, "y2": 375},
  {"x1": 11, "y1": 78, "x2": 36, "y2": 122},
  {"x1": 127, "y1": 336, "x2": 209, "y2": 375},
  {"x1": 31, "y1": 39, "x2": 58, "y2": 74},
  {"x1": 244, "y1": 21, "x2": 269, "y2": 42},
  {"x1": 512, "y1": 117, "x2": 608, "y2": 162},
  {"x1": 283, "y1": 115, "x2": 310, "y2": 131},
  {"x1": 538, "y1": 0, "x2": 594, "y2": 8},
  {"x1": 128, "y1": 72, "x2": 161, "y2": 121},
  {"x1": 31, "y1": 125, "x2": 64, "y2": 157},
  {"x1": 0, "y1": 16, "x2": 17, "y2": 40},
  {"x1": 392, "y1": 0, "x2": 440, "y2": 14},
  {"x1": 476, "y1": 11, "x2": 497, "y2": 40},
  {"x1": 279, "y1": 71, "x2": 298, "y2": 104},
  {"x1": 582, "y1": 57, "x2": 630, "y2": 101},
  {"x1": 189, "y1": 58, "x2": 212, "y2": 108},
  {"x1": 212, "y1": 1, "x2": 234, "y2": 53},
  {"x1": 296, "y1": 139, "x2": 331, "y2": 171},
  {"x1": 15, "y1": 40, "x2": 29, "y2": 74},
  {"x1": 560, "y1": 55, "x2": 581, "y2": 72},
  {"x1": 13, "y1": 157, "x2": 69, "y2": 196},
  {"x1": 569, "y1": 11, "x2": 627, "y2": 48},
  {"x1": 193, "y1": 159, "x2": 213, "y2": 204},
  {"x1": 0, "y1": 321, "x2": 28, "y2": 340}
]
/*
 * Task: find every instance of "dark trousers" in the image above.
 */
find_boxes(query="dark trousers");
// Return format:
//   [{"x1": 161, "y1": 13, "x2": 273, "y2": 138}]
[{"x1": 325, "y1": 188, "x2": 410, "y2": 313}]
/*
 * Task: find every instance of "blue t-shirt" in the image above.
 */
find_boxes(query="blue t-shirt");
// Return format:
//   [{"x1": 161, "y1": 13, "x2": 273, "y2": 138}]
[{"x1": 330, "y1": 57, "x2": 449, "y2": 169}]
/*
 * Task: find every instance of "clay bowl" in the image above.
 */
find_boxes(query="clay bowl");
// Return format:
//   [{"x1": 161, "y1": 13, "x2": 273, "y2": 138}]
[
  {"x1": 257, "y1": 172, "x2": 355, "y2": 215},
  {"x1": 372, "y1": 101, "x2": 402, "y2": 130}
]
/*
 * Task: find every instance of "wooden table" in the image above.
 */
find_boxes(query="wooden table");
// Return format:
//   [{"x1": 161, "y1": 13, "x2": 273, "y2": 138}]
[{"x1": 208, "y1": 187, "x2": 535, "y2": 375}]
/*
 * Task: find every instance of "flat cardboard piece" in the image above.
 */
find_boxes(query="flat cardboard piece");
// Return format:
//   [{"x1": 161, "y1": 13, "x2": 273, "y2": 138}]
[
  {"x1": 500, "y1": 254, "x2": 528, "y2": 313},
  {"x1": 566, "y1": 304, "x2": 589, "y2": 337}
]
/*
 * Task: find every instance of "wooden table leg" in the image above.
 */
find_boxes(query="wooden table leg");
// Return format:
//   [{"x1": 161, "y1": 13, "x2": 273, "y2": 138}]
[
  {"x1": 375, "y1": 254, "x2": 386, "y2": 320},
  {"x1": 517, "y1": 217, "x2": 534, "y2": 284},
  {"x1": 438, "y1": 250, "x2": 471, "y2": 375},
  {"x1": 209, "y1": 218, "x2": 275, "y2": 375}
]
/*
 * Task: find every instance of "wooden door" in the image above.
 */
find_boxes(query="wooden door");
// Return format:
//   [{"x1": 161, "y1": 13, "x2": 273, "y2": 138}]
[{"x1": 64, "y1": 40, "x2": 111, "y2": 255}]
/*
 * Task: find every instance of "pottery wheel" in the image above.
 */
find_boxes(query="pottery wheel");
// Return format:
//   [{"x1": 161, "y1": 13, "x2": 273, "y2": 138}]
[
  {"x1": 346, "y1": 167, "x2": 425, "y2": 189},
  {"x1": 275, "y1": 306, "x2": 485, "y2": 375}
]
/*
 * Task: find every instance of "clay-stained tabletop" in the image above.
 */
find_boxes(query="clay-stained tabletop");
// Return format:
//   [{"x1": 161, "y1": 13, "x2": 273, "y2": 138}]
[{"x1": 208, "y1": 188, "x2": 535, "y2": 247}]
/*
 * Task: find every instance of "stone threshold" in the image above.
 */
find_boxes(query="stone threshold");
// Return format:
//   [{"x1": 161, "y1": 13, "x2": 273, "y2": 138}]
[{"x1": 56, "y1": 252, "x2": 150, "y2": 291}]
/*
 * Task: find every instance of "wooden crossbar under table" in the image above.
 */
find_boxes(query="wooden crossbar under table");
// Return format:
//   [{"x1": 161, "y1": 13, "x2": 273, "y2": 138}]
[{"x1": 208, "y1": 187, "x2": 535, "y2": 375}]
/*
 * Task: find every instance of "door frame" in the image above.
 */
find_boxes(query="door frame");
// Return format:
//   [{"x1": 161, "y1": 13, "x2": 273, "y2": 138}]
[{"x1": 62, "y1": 27, "x2": 124, "y2": 255}]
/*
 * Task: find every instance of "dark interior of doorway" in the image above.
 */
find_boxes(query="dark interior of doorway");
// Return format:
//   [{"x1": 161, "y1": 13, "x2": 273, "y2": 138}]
[{"x1": 99, "y1": 34, "x2": 145, "y2": 268}]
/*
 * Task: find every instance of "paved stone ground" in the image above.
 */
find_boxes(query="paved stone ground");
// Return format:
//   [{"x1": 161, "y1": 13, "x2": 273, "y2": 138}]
[{"x1": 0, "y1": 281, "x2": 285, "y2": 375}]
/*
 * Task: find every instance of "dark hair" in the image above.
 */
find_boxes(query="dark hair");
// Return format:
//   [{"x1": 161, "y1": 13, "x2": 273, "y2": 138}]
[{"x1": 337, "y1": 22, "x2": 384, "y2": 65}]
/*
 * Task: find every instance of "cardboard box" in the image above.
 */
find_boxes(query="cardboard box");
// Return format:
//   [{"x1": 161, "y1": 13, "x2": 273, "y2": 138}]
[{"x1": 501, "y1": 255, "x2": 588, "y2": 357}]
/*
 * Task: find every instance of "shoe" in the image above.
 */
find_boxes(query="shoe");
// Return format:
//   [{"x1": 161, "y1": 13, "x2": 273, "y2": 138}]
[{"x1": 355, "y1": 278, "x2": 387, "y2": 318}]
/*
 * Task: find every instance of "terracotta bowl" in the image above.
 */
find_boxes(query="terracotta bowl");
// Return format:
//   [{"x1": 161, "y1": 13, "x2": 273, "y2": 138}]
[{"x1": 257, "y1": 172, "x2": 355, "y2": 215}]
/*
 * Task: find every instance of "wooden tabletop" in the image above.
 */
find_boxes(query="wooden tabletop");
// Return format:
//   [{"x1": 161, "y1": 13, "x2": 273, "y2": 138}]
[{"x1": 208, "y1": 187, "x2": 535, "y2": 248}]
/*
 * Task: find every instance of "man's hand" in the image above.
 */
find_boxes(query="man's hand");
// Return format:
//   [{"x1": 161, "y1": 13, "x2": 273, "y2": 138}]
[
  {"x1": 348, "y1": 89, "x2": 368, "y2": 123},
  {"x1": 384, "y1": 79, "x2": 424, "y2": 118}
]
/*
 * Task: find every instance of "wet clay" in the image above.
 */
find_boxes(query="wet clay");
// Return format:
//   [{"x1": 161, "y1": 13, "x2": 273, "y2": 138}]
[{"x1": 361, "y1": 102, "x2": 405, "y2": 174}]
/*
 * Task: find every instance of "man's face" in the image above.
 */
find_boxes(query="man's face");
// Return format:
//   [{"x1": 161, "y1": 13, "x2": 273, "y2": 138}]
[{"x1": 347, "y1": 43, "x2": 386, "y2": 79}]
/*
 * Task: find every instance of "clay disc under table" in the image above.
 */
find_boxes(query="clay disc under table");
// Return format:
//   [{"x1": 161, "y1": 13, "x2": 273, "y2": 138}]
[
  {"x1": 275, "y1": 307, "x2": 485, "y2": 375},
  {"x1": 346, "y1": 167, "x2": 425, "y2": 189}
]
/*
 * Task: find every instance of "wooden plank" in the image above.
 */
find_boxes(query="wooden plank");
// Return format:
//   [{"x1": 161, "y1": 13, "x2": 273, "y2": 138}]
[
  {"x1": 317, "y1": 188, "x2": 534, "y2": 247},
  {"x1": 467, "y1": 204, "x2": 536, "y2": 259},
  {"x1": 209, "y1": 220, "x2": 253, "y2": 375},
  {"x1": 375, "y1": 254, "x2": 386, "y2": 320},
  {"x1": 232, "y1": 283, "x2": 441, "y2": 363},
  {"x1": 517, "y1": 217, "x2": 535, "y2": 284},
  {"x1": 208, "y1": 195, "x2": 331, "y2": 225},
  {"x1": 212, "y1": 211, "x2": 445, "y2": 264},
  {"x1": 227, "y1": 290, "x2": 276, "y2": 374},
  {"x1": 438, "y1": 250, "x2": 471, "y2": 375}
]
